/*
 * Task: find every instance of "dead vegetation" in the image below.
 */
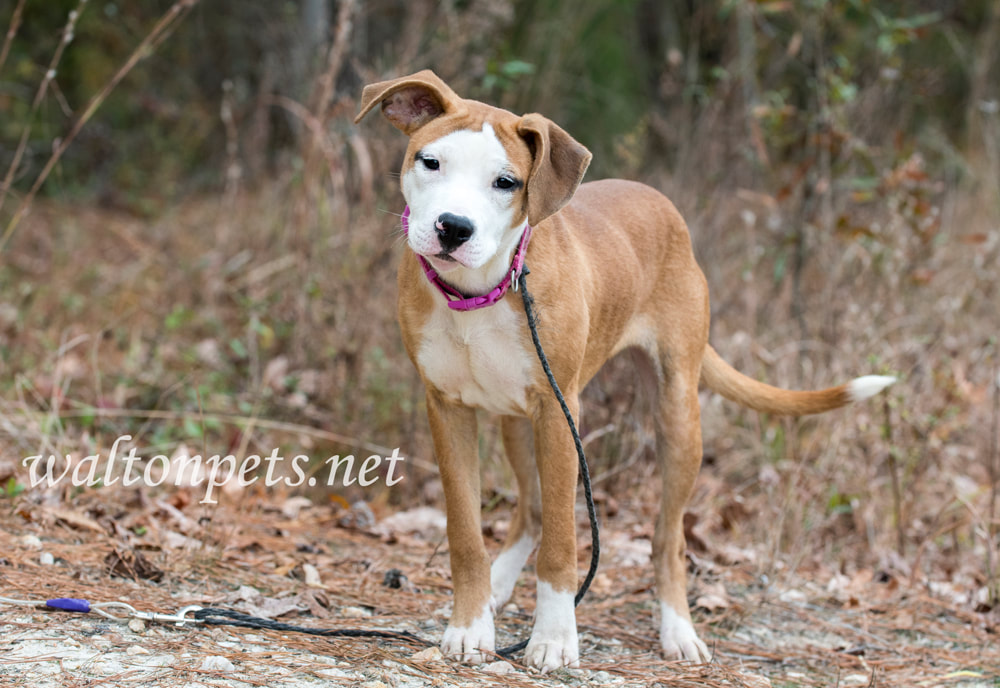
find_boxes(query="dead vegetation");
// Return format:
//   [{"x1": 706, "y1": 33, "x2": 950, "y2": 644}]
[
  {"x1": 1, "y1": 484, "x2": 997, "y2": 686},
  {"x1": 2, "y1": 1, "x2": 1000, "y2": 685}
]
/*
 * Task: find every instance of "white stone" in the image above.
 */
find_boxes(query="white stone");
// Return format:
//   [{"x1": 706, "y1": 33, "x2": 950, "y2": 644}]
[
  {"x1": 199, "y1": 655, "x2": 235, "y2": 672},
  {"x1": 482, "y1": 660, "x2": 515, "y2": 675}
]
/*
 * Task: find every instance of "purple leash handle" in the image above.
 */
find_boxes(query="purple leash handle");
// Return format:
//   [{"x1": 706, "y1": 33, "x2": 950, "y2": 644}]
[{"x1": 46, "y1": 598, "x2": 91, "y2": 613}]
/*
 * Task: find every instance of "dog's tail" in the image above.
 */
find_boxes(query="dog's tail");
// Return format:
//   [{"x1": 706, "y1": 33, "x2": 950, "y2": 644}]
[{"x1": 700, "y1": 345, "x2": 895, "y2": 416}]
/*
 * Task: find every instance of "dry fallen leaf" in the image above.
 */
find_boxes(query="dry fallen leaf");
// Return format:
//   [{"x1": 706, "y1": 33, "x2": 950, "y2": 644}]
[
  {"x1": 104, "y1": 548, "x2": 164, "y2": 582},
  {"x1": 46, "y1": 507, "x2": 105, "y2": 534},
  {"x1": 410, "y1": 646, "x2": 443, "y2": 662}
]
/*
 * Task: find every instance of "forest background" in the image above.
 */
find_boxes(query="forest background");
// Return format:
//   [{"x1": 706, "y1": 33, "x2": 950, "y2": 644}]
[{"x1": 0, "y1": 1, "x2": 998, "y2": 680}]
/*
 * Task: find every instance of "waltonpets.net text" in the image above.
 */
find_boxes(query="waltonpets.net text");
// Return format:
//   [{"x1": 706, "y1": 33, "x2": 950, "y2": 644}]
[{"x1": 22, "y1": 436, "x2": 406, "y2": 504}]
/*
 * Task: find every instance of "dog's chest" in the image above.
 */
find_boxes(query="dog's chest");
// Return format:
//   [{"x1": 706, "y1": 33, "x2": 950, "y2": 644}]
[{"x1": 416, "y1": 301, "x2": 535, "y2": 415}]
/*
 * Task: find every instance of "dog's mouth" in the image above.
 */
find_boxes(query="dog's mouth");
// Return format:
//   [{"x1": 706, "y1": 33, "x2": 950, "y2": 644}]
[{"x1": 424, "y1": 251, "x2": 465, "y2": 273}]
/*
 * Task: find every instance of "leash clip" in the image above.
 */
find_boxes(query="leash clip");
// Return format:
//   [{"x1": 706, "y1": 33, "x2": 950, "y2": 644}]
[
  {"x1": 134, "y1": 604, "x2": 204, "y2": 627},
  {"x1": 512, "y1": 268, "x2": 519, "y2": 292},
  {"x1": 92, "y1": 601, "x2": 203, "y2": 627}
]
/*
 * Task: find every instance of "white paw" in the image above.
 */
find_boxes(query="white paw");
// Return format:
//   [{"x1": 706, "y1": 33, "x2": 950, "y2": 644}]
[
  {"x1": 660, "y1": 601, "x2": 710, "y2": 662},
  {"x1": 524, "y1": 637, "x2": 580, "y2": 673},
  {"x1": 441, "y1": 605, "x2": 495, "y2": 664},
  {"x1": 490, "y1": 535, "x2": 535, "y2": 609},
  {"x1": 524, "y1": 582, "x2": 579, "y2": 673}
]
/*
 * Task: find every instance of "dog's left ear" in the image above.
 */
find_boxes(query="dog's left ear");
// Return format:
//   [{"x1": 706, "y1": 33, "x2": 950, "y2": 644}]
[
  {"x1": 354, "y1": 70, "x2": 462, "y2": 135},
  {"x1": 517, "y1": 114, "x2": 592, "y2": 226}
]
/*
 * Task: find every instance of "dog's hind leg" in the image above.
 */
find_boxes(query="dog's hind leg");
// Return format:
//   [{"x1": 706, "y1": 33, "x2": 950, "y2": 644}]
[
  {"x1": 490, "y1": 415, "x2": 541, "y2": 610},
  {"x1": 652, "y1": 358, "x2": 711, "y2": 662}
]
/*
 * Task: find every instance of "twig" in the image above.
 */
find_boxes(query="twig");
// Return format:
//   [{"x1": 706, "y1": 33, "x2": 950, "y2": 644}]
[
  {"x1": 0, "y1": 0, "x2": 86, "y2": 219},
  {"x1": 883, "y1": 396, "x2": 904, "y2": 556},
  {"x1": 988, "y1": 361, "x2": 1000, "y2": 605},
  {"x1": 0, "y1": 0, "x2": 201, "y2": 254},
  {"x1": 0, "y1": 0, "x2": 26, "y2": 76},
  {"x1": 311, "y1": 0, "x2": 358, "y2": 123},
  {"x1": 264, "y1": 94, "x2": 341, "y2": 191},
  {"x1": 299, "y1": 0, "x2": 358, "y2": 224}
]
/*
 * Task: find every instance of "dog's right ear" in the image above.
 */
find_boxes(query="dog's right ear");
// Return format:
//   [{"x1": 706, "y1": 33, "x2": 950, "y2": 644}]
[{"x1": 354, "y1": 70, "x2": 462, "y2": 135}]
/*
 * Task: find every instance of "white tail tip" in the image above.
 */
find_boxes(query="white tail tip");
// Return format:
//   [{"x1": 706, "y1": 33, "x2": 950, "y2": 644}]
[{"x1": 848, "y1": 375, "x2": 897, "y2": 402}]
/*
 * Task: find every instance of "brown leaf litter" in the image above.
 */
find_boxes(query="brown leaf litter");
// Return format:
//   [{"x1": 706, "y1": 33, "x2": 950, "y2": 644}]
[{"x1": 0, "y1": 489, "x2": 997, "y2": 687}]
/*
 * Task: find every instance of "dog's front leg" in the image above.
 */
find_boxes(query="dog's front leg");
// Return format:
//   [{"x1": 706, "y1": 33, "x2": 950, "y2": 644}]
[
  {"x1": 524, "y1": 397, "x2": 582, "y2": 673},
  {"x1": 427, "y1": 391, "x2": 494, "y2": 663}
]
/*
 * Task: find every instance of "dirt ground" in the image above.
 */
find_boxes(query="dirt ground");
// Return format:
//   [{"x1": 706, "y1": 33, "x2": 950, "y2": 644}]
[{"x1": 1, "y1": 488, "x2": 997, "y2": 688}]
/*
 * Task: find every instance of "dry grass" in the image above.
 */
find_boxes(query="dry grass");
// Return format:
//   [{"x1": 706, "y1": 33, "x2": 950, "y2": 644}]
[
  {"x1": 2, "y1": 2, "x2": 1000, "y2": 685},
  {"x1": 2, "y1": 125, "x2": 999, "y2": 683}
]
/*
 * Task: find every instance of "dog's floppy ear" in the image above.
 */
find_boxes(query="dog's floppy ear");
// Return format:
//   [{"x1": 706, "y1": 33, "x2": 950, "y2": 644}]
[
  {"x1": 354, "y1": 70, "x2": 462, "y2": 135},
  {"x1": 517, "y1": 114, "x2": 592, "y2": 226}
]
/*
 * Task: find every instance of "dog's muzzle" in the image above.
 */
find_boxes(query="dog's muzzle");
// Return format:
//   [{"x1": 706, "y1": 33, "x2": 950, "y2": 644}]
[{"x1": 434, "y1": 213, "x2": 475, "y2": 252}]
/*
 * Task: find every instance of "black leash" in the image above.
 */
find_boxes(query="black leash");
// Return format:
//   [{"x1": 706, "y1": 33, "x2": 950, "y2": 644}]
[
  {"x1": 496, "y1": 266, "x2": 601, "y2": 658},
  {"x1": 192, "y1": 607, "x2": 430, "y2": 646},
  {"x1": 183, "y1": 267, "x2": 603, "y2": 662}
]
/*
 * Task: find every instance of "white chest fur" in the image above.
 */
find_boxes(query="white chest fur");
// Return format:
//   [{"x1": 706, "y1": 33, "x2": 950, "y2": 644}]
[{"x1": 416, "y1": 299, "x2": 535, "y2": 415}]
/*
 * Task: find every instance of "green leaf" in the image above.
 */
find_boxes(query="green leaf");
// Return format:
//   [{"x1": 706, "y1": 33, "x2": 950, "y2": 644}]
[
  {"x1": 229, "y1": 338, "x2": 248, "y2": 359},
  {"x1": 183, "y1": 417, "x2": 203, "y2": 439},
  {"x1": 500, "y1": 60, "x2": 535, "y2": 77}
]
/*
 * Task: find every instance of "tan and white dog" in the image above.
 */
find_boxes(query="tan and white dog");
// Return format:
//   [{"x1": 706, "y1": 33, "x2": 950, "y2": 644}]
[{"x1": 355, "y1": 70, "x2": 894, "y2": 672}]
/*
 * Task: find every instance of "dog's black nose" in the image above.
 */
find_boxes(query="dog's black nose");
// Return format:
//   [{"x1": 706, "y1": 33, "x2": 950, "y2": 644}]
[{"x1": 435, "y1": 213, "x2": 474, "y2": 251}]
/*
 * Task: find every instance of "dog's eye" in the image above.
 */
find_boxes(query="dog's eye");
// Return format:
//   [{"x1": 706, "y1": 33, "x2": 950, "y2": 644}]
[
  {"x1": 493, "y1": 175, "x2": 518, "y2": 190},
  {"x1": 420, "y1": 157, "x2": 440, "y2": 171}
]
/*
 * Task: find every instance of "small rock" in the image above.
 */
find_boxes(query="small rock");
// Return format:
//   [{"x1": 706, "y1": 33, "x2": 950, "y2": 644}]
[
  {"x1": 281, "y1": 495, "x2": 312, "y2": 520},
  {"x1": 141, "y1": 654, "x2": 176, "y2": 667},
  {"x1": 779, "y1": 588, "x2": 807, "y2": 603},
  {"x1": 591, "y1": 671, "x2": 613, "y2": 684},
  {"x1": 302, "y1": 563, "x2": 323, "y2": 587},
  {"x1": 360, "y1": 682, "x2": 388, "y2": 688},
  {"x1": 341, "y1": 605, "x2": 372, "y2": 618},
  {"x1": 200, "y1": 655, "x2": 235, "y2": 672},
  {"x1": 340, "y1": 500, "x2": 376, "y2": 529},
  {"x1": 410, "y1": 646, "x2": 443, "y2": 662},
  {"x1": 195, "y1": 339, "x2": 224, "y2": 368},
  {"x1": 382, "y1": 568, "x2": 409, "y2": 589},
  {"x1": 126, "y1": 645, "x2": 150, "y2": 656},
  {"x1": 91, "y1": 658, "x2": 128, "y2": 676},
  {"x1": 20, "y1": 534, "x2": 42, "y2": 549},
  {"x1": 39, "y1": 552, "x2": 54, "y2": 565},
  {"x1": 482, "y1": 660, "x2": 515, "y2": 675},
  {"x1": 128, "y1": 618, "x2": 147, "y2": 633}
]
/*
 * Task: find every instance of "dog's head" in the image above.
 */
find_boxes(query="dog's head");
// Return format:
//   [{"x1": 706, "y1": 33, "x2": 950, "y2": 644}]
[{"x1": 355, "y1": 70, "x2": 591, "y2": 276}]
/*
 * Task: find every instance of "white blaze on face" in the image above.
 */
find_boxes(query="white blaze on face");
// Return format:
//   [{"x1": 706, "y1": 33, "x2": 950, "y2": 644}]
[{"x1": 402, "y1": 123, "x2": 522, "y2": 275}]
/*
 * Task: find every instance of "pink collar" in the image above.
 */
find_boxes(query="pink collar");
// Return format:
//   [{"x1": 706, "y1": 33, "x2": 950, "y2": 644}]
[{"x1": 401, "y1": 206, "x2": 532, "y2": 312}]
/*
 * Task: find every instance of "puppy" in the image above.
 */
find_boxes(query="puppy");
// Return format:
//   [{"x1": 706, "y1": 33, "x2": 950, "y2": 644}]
[{"x1": 355, "y1": 70, "x2": 894, "y2": 672}]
